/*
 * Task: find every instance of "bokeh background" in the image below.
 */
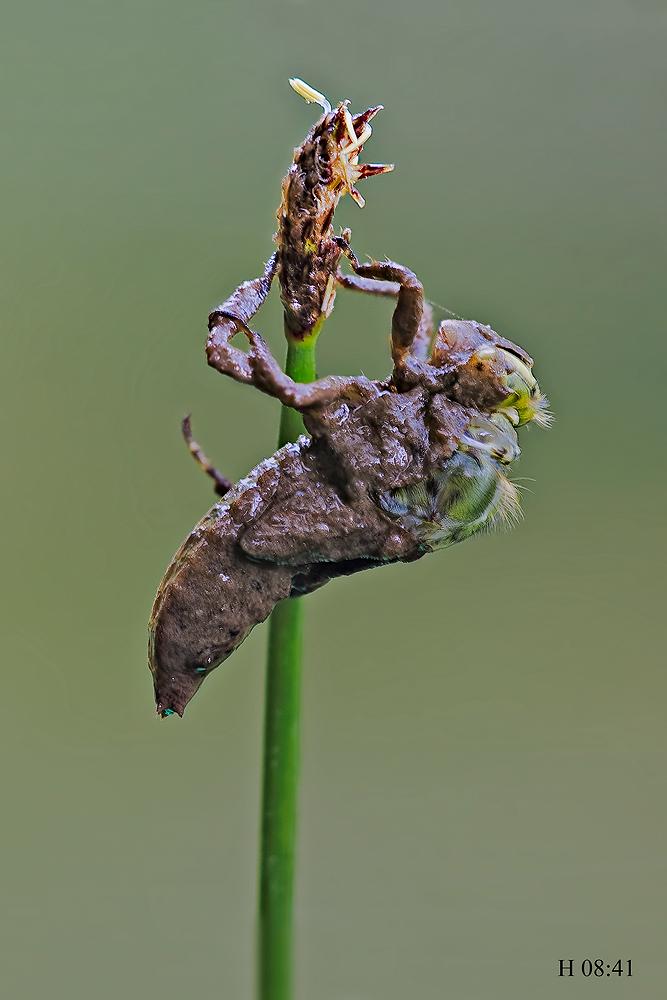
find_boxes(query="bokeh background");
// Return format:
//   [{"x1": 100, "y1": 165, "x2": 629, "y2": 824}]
[{"x1": 2, "y1": 1, "x2": 665, "y2": 997}]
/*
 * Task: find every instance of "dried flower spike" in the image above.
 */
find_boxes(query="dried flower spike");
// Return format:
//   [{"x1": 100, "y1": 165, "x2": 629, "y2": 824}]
[{"x1": 277, "y1": 78, "x2": 394, "y2": 339}]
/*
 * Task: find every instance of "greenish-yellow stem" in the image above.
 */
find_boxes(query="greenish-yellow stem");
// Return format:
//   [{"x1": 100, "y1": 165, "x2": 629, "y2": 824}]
[{"x1": 258, "y1": 330, "x2": 319, "y2": 1000}]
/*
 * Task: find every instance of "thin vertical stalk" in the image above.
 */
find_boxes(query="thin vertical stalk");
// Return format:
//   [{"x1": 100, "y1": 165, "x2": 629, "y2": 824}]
[{"x1": 258, "y1": 333, "x2": 318, "y2": 1000}]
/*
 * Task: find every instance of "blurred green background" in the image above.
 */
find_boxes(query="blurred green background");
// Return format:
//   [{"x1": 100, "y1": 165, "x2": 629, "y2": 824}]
[{"x1": 2, "y1": 0, "x2": 665, "y2": 997}]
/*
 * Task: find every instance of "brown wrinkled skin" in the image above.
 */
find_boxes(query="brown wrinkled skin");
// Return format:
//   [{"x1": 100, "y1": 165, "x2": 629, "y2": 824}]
[{"x1": 149, "y1": 381, "x2": 472, "y2": 716}]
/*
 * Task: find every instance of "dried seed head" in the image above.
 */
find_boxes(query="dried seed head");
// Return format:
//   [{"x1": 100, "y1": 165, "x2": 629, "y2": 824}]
[{"x1": 277, "y1": 79, "x2": 394, "y2": 339}]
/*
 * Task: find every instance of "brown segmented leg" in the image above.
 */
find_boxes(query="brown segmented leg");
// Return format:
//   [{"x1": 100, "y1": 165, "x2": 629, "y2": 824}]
[
  {"x1": 181, "y1": 415, "x2": 233, "y2": 498},
  {"x1": 206, "y1": 252, "x2": 280, "y2": 384},
  {"x1": 206, "y1": 251, "x2": 375, "y2": 411},
  {"x1": 251, "y1": 348, "x2": 378, "y2": 410},
  {"x1": 347, "y1": 259, "x2": 425, "y2": 368},
  {"x1": 337, "y1": 270, "x2": 434, "y2": 361}
]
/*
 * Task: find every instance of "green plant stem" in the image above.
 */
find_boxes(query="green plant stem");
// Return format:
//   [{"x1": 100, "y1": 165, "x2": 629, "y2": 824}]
[{"x1": 258, "y1": 333, "x2": 319, "y2": 1000}]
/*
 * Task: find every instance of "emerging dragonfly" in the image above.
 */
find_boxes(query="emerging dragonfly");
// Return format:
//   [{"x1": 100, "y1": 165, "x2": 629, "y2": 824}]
[{"x1": 149, "y1": 81, "x2": 550, "y2": 717}]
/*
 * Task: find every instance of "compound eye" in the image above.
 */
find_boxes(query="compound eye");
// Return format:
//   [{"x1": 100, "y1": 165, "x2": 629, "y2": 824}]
[
  {"x1": 489, "y1": 347, "x2": 552, "y2": 427},
  {"x1": 496, "y1": 348, "x2": 537, "y2": 392}
]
